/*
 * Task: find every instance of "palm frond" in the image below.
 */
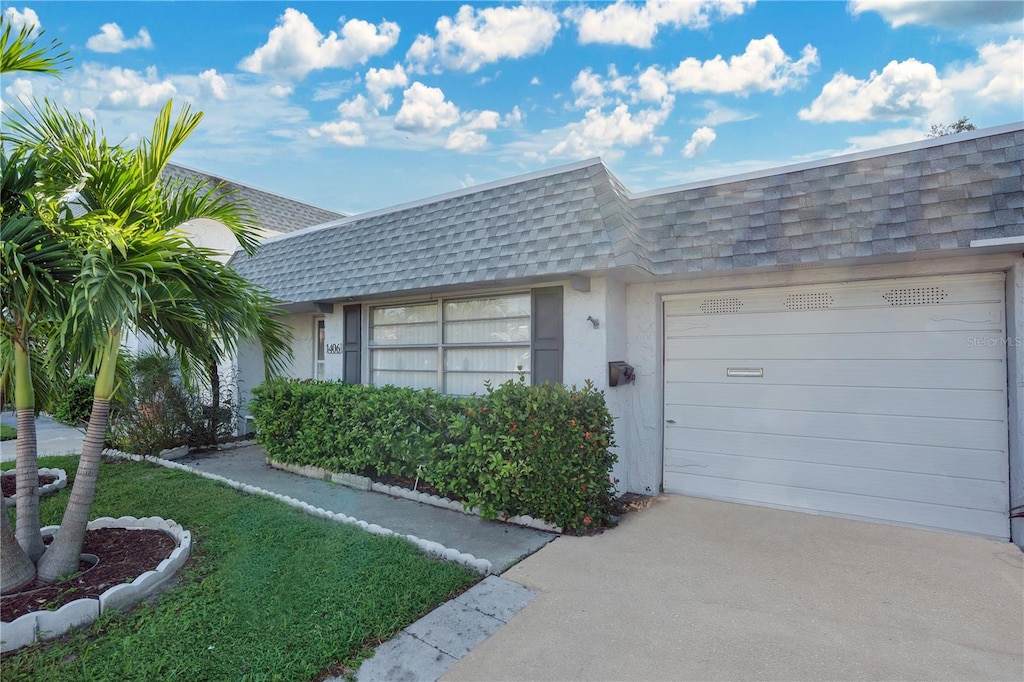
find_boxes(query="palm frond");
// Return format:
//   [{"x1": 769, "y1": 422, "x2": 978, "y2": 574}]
[{"x1": 0, "y1": 19, "x2": 71, "y2": 75}]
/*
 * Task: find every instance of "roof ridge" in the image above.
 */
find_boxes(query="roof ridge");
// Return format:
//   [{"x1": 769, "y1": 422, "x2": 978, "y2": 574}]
[
  {"x1": 256, "y1": 157, "x2": 608, "y2": 246},
  {"x1": 165, "y1": 162, "x2": 345, "y2": 218}
]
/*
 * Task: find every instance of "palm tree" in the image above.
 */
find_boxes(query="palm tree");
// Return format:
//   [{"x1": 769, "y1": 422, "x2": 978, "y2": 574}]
[
  {"x1": 0, "y1": 16, "x2": 73, "y2": 593},
  {"x1": 4, "y1": 100, "x2": 290, "y2": 582}
]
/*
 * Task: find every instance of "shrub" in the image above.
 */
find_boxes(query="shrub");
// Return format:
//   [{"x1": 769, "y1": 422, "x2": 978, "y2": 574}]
[
  {"x1": 251, "y1": 377, "x2": 618, "y2": 532},
  {"x1": 51, "y1": 375, "x2": 96, "y2": 426}
]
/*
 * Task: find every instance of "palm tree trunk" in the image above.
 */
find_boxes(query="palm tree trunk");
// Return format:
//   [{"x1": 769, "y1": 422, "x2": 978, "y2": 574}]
[
  {"x1": 1, "y1": 510, "x2": 36, "y2": 593},
  {"x1": 35, "y1": 327, "x2": 118, "y2": 583},
  {"x1": 13, "y1": 340, "x2": 45, "y2": 561}
]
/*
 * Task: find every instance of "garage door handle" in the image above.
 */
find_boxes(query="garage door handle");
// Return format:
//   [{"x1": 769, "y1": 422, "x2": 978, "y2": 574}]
[
  {"x1": 727, "y1": 367, "x2": 764, "y2": 378},
  {"x1": 665, "y1": 419, "x2": 676, "y2": 424}
]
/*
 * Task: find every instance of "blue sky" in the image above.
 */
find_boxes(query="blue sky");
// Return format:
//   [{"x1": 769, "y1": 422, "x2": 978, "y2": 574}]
[{"x1": 4, "y1": 1, "x2": 1022, "y2": 214}]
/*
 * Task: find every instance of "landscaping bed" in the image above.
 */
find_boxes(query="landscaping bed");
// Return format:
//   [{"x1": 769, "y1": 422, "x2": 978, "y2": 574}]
[{"x1": 1, "y1": 455, "x2": 477, "y2": 681}]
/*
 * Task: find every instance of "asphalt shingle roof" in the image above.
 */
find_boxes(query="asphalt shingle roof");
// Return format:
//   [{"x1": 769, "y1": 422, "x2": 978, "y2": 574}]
[
  {"x1": 161, "y1": 164, "x2": 344, "y2": 235},
  {"x1": 231, "y1": 124, "x2": 1023, "y2": 304}
]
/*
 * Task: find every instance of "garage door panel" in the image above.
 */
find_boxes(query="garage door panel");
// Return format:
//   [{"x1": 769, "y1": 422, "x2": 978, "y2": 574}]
[
  {"x1": 665, "y1": 303, "x2": 1004, "y2": 338},
  {"x1": 666, "y1": 358, "x2": 1006, "y2": 391},
  {"x1": 665, "y1": 382, "x2": 1006, "y2": 421},
  {"x1": 664, "y1": 427, "x2": 1006, "y2": 481},
  {"x1": 662, "y1": 273, "x2": 1009, "y2": 539},
  {"x1": 665, "y1": 331, "x2": 1006, "y2": 361},
  {"x1": 664, "y1": 449, "x2": 1006, "y2": 512},
  {"x1": 665, "y1": 404, "x2": 1004, "y2": 451},
  {"x1": 663, "y1": 474, "x2": 1010, "y2": 539}
]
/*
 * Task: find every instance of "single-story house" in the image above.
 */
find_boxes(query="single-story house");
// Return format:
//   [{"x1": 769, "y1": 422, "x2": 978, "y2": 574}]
[{"x1": 229, "y1": 122, "x2": 1024, "y2": 548}]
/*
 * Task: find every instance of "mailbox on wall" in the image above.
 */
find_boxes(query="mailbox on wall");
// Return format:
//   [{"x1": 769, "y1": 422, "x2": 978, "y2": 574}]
[{"x1": 608, "y1": 361, "x2": 635, "y2": 387}]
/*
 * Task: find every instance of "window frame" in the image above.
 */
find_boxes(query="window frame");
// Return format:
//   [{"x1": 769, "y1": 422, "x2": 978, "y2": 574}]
[
  {"x1": 313, "y1": 316, "x2": 326, "y2": 380},
  {"x1": 368, "y1": 293, "x2": 532, "y2": 393}
]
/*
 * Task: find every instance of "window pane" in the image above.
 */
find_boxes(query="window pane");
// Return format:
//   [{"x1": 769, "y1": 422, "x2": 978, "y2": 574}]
[
  {"x1": 444, "y1": 295, "x2": 530, "y2": 321},
  {"x1": 371, "y1": 370, "x2": 438, "y2": 391},
  {"x1": 372, "y1": 303, "x2": 437, "y2": 325},
  {"x1": 315, "y1": 319, "x2": 325, "y2": 361},
  {"x1": 444, "y1": 318, "x2": 530, "y2": 344},
  {"x1": 371, "y1": 322, "x2": 437, "y2": 345},
  {"x1": 372, "y1": 348, "x2": 437, "y2": 371},
  {"x1": 446, "y1": 347, "x2": 530, "y2": 373},
  {"x1": 446, "y1": 372, "x2": 527, "y2": 396}
]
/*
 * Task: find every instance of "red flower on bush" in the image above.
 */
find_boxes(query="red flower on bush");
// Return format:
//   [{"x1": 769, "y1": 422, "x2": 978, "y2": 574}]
[
  {"x1": 510, "y1": 423, "x2": 517, "y2": 432},
  {"x1": 585, "y1": 432, "x2": 591, "y2": 440},
  {"x1": 570, "y1": 419, "x2": 576, "y2": 426},
  {"x1": 583, "y1": 516, "x2": 591, "y2": 525},
  {"x1": 581, "y1": 485, "x2": 587, "y2": 492}
]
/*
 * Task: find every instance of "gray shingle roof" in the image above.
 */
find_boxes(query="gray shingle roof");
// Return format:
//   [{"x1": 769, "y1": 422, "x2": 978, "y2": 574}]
[
  {"x1": 161, "y1": 164, "x2": 344, "y2": 235},
  {"x1": 231, "y1": 123, "x2": 1023, "y2": 304}
]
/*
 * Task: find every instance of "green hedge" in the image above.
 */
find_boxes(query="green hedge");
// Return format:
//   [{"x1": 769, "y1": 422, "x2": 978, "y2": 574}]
[
  {"x1": 251, "y1": 378, "x2": 618, "y2": 532},
  {"x1": 51, "y1": 375, "x2": 96, "y2": 426}
]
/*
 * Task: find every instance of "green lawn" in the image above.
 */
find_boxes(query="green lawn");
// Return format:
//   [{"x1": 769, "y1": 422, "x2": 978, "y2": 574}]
[
  {"x1": 2, "y1": 455, "x2": 478, "y2": 681},
  {"x1": 0, "y1": 424, "x2": 15, "y2": 441}
]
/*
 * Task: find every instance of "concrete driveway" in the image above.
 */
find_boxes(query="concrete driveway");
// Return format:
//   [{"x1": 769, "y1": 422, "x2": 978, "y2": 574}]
[
  {"x1": 0, "y1": 412, "x2": 84, "y2": 462},
  {"x1": 444, "y1": 495, "x2": 1023, "y2": 681}
]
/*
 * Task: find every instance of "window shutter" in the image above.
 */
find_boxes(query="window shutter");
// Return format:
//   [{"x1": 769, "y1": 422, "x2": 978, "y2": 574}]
[
  {"x1": 531, "y1": 286, "x2": 563, "y2": 385},
  {"x1": 343, "y1": 305, "x2": 361, "y2": 384}
]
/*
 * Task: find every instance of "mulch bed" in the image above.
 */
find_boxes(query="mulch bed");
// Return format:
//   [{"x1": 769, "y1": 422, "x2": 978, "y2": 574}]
[
  {"x1": 0, "y1": 528, "x2": 177, "y2": 622},
  {"x1": 1, "y1": 474, "x2": 58, "y2": 498}
]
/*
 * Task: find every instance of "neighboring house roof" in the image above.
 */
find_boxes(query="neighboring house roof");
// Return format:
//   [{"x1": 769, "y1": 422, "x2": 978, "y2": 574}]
[
  {"x1": 231, "y1": 122, "x2": 1023, "y2": 304},
  {"x1": 162, "y1": 163, "x2": 344, "y2": 236}
]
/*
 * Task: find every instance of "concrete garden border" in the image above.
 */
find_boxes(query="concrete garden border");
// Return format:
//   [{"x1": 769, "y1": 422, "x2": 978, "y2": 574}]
[
  {"x1": 103, "y1": 449, "x2": 494, "y2": 575},
  {"x1": 267, "y1": 459, "x2": 563, "y2": 533},
  {"x1": 2, "y1": 468, "x2": 68, "y2": 508},
  {"x1": 0, "y1": 515, "x2": 191, "y2": 654}
]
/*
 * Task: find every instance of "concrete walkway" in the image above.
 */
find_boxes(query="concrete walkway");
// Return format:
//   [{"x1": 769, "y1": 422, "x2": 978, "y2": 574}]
[
  {"x1": 0, "y1": 412, "x2": 85, "y2": 462},
  {"x1": 181, "y1": 445, "x2": 555, "y2": 573},
  {"x1": 444, "y1": 495, "x2": 1024, "y2": 681}
]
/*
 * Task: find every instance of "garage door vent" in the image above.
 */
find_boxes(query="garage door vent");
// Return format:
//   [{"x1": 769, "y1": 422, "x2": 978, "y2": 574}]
[
  {"x1": 882, "y1": 287, "x2": 948, "y2": 306},
  {"x1": 700, "y1": 297, "x2": 743, "y2": 314},
  {"x1": 785, "y1": 292, "x2": 834, "y2": 310}
]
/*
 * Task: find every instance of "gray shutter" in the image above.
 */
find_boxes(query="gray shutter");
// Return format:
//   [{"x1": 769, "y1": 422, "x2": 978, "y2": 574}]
[
  {"x1": 343, "y1": 304, "x2": 361, "y2": 384},
  {"x1": 531, "y1": 286, "x2": 563, "y2": 385}
]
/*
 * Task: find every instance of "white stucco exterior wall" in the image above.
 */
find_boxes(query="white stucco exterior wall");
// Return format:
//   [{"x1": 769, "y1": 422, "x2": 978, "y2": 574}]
[{"x1": 1007, "y1": 263, "x2": 1024, "y2": 549}]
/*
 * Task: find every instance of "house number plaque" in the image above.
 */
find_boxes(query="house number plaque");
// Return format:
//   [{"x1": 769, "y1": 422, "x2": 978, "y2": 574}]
[{"x1": 325, "y1": 343, "x2": 343, "y2": 354}]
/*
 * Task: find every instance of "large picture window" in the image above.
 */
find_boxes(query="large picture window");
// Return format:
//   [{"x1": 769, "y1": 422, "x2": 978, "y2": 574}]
[{"x1": 370, "y1": 294, "x2": 531, "y2": 394}]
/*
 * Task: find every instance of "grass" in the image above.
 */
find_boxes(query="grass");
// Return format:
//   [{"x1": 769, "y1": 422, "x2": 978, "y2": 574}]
[
  {"x1": 2, "y1": 455, "x2": 478, "y2": 681},
  {"x1": 0, "y1": 424, "x2": 15, "y2": 441}
]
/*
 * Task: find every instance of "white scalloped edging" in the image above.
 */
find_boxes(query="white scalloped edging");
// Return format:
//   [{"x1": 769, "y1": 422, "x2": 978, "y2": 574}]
[
  {"x1": 267, "y1": 458, "x2": 563, "y2": 533},
  {"x1": 1, "y1": 515, "x2": 190, "y2": 654},
  {"x1": 102, "y1": 449, "x2": 493, "y2": 577},
  {"x1": 2, "y1": 468, "x2": 68, "y2": 508}
]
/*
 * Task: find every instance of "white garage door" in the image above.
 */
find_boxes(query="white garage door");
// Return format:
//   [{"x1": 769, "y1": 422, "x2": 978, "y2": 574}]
[{"x1": 663, "y1": 273, "x2": 1009, "y2": 539}]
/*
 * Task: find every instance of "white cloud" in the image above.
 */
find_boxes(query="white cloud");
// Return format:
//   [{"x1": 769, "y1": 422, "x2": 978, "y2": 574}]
[
  {"x1": 943, "y1": 37, "x2": 1023, "y2": 104},
  {"x1": 848, "y1": 0, "x2": 1023, "y2": 29},
  {"x1": 549, "y1": 102, "x2": 672, "y2": 159},
  {"x1": 309, "y1": 120, "x2": 367, "y2": 146},
  {"x1": 405, "y1": 4, "x2": 560, "y2": 73},
  {"x1": 798, "y1": 58, "x2": 946, "y2": 122},
  {"x1": 637, "y1": 66, "x2": 670, "y2": 103},
  {"x1": 4, "y1": 77, "x2": 34, "y2": 104},
  {"x1": 504, "y1": 105, "x2": 524, "y2": 127},
  {"x1": 694, "y1": 100, "x2": 757, "y2": 125},
  {"x1": 571, "y1": 65, "x2": 635, "y2": 108},
  {"x1": 198, "y1": 69, "x2": 228, "y2": 100},
  {"x1": 365, "y1": 63, "x2": 408, "y2": 110},
  {"x1": 568, "y1": 0, "x2": 754, "y2": 48},
  {"x1": 86, "y1": 23, "x2": 153, "y2": 53},
  {"x1": 4, "y1": 7, "x2": 39, "y2": 33},
  {"x1": 239, "y1": 8, "x2": 400, "y2": 80},
  {"x1": 682, "y1": 126, "x2": 717, "y2": 157},
  {"x1": 530, "y1": 76, "x2": 541, "y2": 85},
  {"x1": 312, "y1": 79, "x2": 359, "y2": 102},
  {"x1": 394, "y1": 82, "x2": 461, "y2": 132},
  {"x1": 268, "y1": 84, "x2": 293, "y2": 98},
  {"x1": 337, "y1": 94, "x2": 372, "y2": 119},
  {"x1": 84, "y1": 65, "x2": 176, "y2": 108},
  {"x1": 668, "y1": 34, "x2": 819, "y2": 95},
  {"x1": 839, "y1": 126, "x2": 929, "y2": 153},
  {"x1": 445, "y1": 128, "x2": 489, "y2": 152}
]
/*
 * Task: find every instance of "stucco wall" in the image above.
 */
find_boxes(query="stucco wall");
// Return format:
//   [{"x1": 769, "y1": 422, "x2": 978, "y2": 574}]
[{"x1": 1008, "y1": 263, "x2": 1024, "y2": 549}]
